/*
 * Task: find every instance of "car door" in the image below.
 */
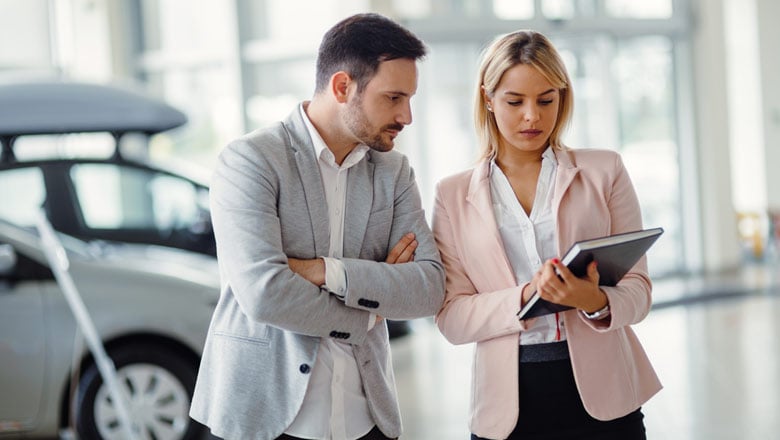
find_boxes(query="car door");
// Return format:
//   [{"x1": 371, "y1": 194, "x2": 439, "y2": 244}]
[{"x1": 0, "y1": 242, "x2": 50, "y2": 434}]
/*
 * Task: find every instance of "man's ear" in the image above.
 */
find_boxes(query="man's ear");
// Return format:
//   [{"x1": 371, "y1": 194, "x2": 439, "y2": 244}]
[{"x1": 331, "y1": 71, "x2": 352, "y2": 104}]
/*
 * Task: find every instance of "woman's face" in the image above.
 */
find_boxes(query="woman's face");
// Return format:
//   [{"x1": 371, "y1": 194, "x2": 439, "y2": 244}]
[{"x1": 486, "y1": 64, "x2": 560, "y2": 155}]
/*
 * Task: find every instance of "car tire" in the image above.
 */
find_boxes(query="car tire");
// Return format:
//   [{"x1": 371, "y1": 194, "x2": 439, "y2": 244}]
[{"x1": 74, "y1": 343, "x2": 206, "y2": 440}]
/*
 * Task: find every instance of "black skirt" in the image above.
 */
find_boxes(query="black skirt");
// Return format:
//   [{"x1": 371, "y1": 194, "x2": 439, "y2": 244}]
[{"x1": 472, "y1": 342, "x2": 646, "y2": 440}]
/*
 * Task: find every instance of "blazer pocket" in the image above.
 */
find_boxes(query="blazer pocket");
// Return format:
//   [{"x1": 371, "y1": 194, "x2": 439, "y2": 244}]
[
  {"x1": 212, "y1": 322, "x2": 270, "y2": 346},
  {"x1": 212, "y1": 331, "x2": 270, "y2": 346}
]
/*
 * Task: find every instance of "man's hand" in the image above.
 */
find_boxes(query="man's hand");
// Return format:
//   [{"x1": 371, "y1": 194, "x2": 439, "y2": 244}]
[
  {"x1": 369, "y1": 233, "x2": 418, "y2": 326},
  {"x1": 386, "y1": 233, "x2": 417, "y2": 264},
  {"x1": 289, "y1": 233, "x2": 416, "y2": 321},
  {"x1": 288, "y1": 258, "x2": 326, "y2": 286}
]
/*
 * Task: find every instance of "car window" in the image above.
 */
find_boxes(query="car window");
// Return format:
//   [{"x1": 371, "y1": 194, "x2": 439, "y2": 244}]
[
  {"x1": 12, "y1": 133, "x2": 116, "y2": 161},
  {"x1": 0, "y1": 167, "x2": 46, "y2": 226},
  {"x1": 70, "y1": 164, "x2": 201, "y2": 231}
]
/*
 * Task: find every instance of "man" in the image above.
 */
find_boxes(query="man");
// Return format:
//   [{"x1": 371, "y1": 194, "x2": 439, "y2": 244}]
[{"x1": 190, "y1": 13, "x2": 446, "y2": 440}]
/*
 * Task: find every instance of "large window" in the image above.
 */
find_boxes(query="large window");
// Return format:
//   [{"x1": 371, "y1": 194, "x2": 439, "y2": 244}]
[
  {"x1": 399, "y1": 0, "x2": 690, "y2": 276},
  {"x1": 0, "y1": 0, "x2": 711, "y2": 275},
  {"x1": 560, "y1": 35, "x2": 681, "y2": 274},
  {"x1": 123, "y1": 0, "x2": 693, "y2": 276},
  {"x1": 134, "y1": 0, "x2": 244, "y2": 168}
]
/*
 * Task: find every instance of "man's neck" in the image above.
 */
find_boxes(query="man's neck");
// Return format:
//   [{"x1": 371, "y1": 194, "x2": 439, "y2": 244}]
[{"x1": 304, "y1": 99, "x2": 359, "y2": 165}]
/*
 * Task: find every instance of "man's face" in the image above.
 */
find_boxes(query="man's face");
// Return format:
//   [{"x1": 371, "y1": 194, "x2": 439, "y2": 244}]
[{"x1": 343, "y1": 58, "x2": 418, "y2": 152}]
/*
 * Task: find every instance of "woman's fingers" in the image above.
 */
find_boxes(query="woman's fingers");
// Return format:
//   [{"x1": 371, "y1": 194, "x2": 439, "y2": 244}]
[{"x1": 538, "y1": 259, "x2": 603, "y2": 310}]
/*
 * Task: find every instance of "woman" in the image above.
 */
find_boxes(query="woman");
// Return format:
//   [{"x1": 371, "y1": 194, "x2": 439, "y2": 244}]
[{"x1": 432, "y1": 31, "x2": 661, "y2": 440}]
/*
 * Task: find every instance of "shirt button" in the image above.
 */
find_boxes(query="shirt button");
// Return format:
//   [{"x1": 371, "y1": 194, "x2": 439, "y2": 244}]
[{"x1": 299, "y1": 364, "x2": 310, "y2": 374}]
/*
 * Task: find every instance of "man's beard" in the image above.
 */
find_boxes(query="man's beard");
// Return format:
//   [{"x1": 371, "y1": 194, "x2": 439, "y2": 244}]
[{"x1": 343, "y1": 94, "x2": 403, "y2": 152}]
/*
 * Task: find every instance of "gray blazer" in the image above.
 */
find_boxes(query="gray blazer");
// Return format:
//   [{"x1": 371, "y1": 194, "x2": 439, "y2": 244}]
[{"x1": 190, "y1": 106, "x2": 446, "y2": 440}]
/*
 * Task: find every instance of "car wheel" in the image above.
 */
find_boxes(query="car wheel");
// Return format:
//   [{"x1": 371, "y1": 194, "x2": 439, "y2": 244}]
[{"x1": 74, "y1": 343, "x2": 205, "y2": 440}]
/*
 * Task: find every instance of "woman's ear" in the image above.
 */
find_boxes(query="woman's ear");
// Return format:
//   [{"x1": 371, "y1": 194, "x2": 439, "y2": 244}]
[{"x1": 482, "y1": 85, "x2": 493, "y2": 112}]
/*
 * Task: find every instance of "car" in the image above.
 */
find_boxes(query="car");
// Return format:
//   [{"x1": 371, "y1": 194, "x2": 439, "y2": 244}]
[
  {"x1": 0, "y1": 79, "x2": 216, "y2": 257},
  {"x1": 0, "y1": 219, "x2": 218, "y2": 439}
]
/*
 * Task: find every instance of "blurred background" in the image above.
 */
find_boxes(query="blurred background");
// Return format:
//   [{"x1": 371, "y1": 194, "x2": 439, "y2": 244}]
[
  {"x1": 0, "y1": 0, "x2": 778, "y2": 439},
  {"x1": 1, "y1": 0, "x2": 778, "y2": 274}
]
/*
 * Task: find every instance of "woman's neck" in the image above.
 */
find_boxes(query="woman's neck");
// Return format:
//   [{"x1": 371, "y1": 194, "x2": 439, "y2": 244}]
[{"x1": 495, "y1": 145, "x2": 548, "y2": 176}]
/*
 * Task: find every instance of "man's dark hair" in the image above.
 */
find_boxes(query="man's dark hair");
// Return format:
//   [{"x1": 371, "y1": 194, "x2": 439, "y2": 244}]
[{"x1": 315, "y1": 13, "x2": 427, "y2": 94}]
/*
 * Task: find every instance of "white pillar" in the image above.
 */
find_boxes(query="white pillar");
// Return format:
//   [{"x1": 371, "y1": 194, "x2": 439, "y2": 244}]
[
  {"x1": 756, "y1": 0, "x2": 780, "y2": 212},
  {"x1": 691, "y1": 0, "x2": 742, "y2": 271},
  {"x1": 723, "y1": 0, "x2": 765, "y2": 213}
]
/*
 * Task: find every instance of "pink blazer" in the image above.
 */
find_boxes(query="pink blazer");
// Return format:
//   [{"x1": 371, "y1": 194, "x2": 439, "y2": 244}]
[{"x1": 432, "y1": 148, "x2": 662, "y2": 439}]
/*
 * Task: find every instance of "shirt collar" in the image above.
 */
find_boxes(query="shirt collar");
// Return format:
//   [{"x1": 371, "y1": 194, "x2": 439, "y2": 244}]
[
  {"x1": 541, "y1": 146, "x2": 558, "y2": 165},
  {"x1": 489, "y1": 146, "x2": 558, "y2": 176},
  {"x1": 299, "y1": 103, "x2": 369, "y2": 169}
]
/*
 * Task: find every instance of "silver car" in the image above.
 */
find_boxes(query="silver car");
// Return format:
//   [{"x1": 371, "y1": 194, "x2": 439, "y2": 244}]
[{"x1": 0, "y1": 219, "x2": 218, "y2": 439}]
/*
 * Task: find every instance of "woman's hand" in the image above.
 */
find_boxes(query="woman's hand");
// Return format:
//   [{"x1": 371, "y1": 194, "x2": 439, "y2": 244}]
[
  {"x1": 535, "y1": 258, "x2": 608, "y2": 313},
  {"x1": 385, "y1": 233, "x2": 418, "y2": 264}
]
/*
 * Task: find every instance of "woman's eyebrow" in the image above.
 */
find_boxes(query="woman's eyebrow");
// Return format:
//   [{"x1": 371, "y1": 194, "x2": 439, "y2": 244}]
[{"x1": 503, "y1": 88, "x2": 556, "y2": 97}]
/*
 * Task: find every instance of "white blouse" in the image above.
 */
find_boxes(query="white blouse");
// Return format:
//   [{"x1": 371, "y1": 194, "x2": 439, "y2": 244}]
[{"x1": 489, "y1": 147, "x2": 567, "y2": 345}]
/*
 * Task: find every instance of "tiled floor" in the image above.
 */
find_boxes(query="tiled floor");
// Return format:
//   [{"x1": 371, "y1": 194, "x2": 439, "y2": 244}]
[{"x1": 391, "y1": 262, "x2": 780, "y2": 440}]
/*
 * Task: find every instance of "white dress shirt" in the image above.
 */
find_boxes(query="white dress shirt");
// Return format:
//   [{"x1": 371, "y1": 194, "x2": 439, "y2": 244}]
[
  {"x1": 284, "y1": 105, "x2": 375, "y2": 440},
  {"x1": 489, "y1": 147, "x2": 567, "y2": 345}
]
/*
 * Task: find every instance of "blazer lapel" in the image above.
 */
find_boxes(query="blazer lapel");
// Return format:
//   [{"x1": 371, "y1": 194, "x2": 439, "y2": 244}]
[
  {"x1": 285, "y1": 108, "x2": 330, "y2": 257},
  {"x1": 466, "y1": 161, "x2": 515, "y2": 285},
  {"x1": 552, "y1": 148, "x2": 580, "y2": 253},
  {"x1": 343, "y1": 155, "x2": 374, "y2": 259}
]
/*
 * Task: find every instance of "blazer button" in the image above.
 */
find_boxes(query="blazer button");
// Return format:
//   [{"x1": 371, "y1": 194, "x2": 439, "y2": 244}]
[
  {"x1": 358, "y1": 298, "x2": 379, "y2": 308},
  {"x1": 299, "y1": 364, "x2": 311, "y2": 374}
]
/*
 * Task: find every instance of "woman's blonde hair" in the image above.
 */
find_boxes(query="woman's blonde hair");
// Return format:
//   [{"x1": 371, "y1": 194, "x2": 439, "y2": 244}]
[{"x1": 475, "y1": 30, "x2": 574, "y2": 161}]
